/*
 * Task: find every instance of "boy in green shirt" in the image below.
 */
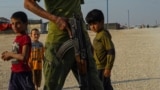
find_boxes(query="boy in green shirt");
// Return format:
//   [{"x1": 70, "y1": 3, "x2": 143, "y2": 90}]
[{"x1": 86, "y1": 9, "x2": 115, "y2": 90}]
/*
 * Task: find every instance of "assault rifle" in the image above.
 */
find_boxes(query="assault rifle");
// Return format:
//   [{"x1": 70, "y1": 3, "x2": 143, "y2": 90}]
[
  {"x1": 68, "y1": 14, "x2": 89, "y2": 90},
  {"x1": 56, "y1": 14, "x2": 90, "y2": 90}
]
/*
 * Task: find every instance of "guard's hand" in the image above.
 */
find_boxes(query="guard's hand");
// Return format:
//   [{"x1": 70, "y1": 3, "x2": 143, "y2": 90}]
[{"x1": 55, "y1": 16, "x2": 68, "y2": 30}]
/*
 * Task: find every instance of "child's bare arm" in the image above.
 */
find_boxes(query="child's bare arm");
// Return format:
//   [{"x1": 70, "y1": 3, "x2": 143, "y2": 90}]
[{"x1": 2, "y1": 45, "x2": 30, "y2": 61}]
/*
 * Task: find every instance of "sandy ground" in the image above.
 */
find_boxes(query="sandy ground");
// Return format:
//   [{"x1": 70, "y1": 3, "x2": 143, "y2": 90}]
[{"x1": 1, "y1": 28, "x2": 160, "y2": 90}]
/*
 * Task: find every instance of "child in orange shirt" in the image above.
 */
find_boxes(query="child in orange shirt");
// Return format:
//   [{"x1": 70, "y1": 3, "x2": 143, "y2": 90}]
[{"x1": 28, "y1": 28, "x2": 44, "y2": 90}]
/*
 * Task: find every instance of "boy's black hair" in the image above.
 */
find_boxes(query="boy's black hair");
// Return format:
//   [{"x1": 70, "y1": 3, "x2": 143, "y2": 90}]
[
  {"x1": 11, "y1": 11, "x2": 28, "y2": 23},
  {"x1": 85, "y1": 9, "x2": 104, "y2": 24}
]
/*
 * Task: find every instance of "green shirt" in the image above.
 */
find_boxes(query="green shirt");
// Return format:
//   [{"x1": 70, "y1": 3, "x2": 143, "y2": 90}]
[
  {"x1": 44, "y1": 0, "x2": 82, "y2": 17},
  {"x1": 93, "y1": 30, "x2": 115, "y2": 70},
  {"x1": 44, "y1": 0, "x2": 84, "y2": 44}
]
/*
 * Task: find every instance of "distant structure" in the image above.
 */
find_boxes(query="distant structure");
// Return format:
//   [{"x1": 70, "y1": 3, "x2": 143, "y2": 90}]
[
  {"x1": 0, "y1": 17, "x2": 10, "y2": 23},
  {"x1": 105, "y1": 23, "x2": 121, "y2": 30},
  {"x1": 0, "y1": 17, "x2": 48, "y2": 34},
  {"x1": 0, "y1": 17, "x2": 11, "y2": 32},
  {"x1": 28, "y1": 19, "x2": 48, "y2": 33},
  {"x1": 86, "y1": 23, "x2": 121, "y2": 30}
]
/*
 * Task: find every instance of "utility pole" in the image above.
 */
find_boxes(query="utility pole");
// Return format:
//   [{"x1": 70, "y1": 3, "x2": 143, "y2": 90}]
[
  {"x1": 128, "y1": 10, "x2": 130, "y2": 29},
  {"x1": 106, "y1": 0, "x2": 109, "y2": 29}
]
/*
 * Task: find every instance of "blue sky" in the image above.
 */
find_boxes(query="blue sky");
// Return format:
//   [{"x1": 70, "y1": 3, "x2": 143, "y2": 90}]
[{"x1": 0, "y1": 0, "x2": 160, "y2": 26}]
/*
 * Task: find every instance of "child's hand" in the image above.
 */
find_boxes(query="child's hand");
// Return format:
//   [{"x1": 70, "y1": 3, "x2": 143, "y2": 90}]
[
  {"x1": 1, "y1": 51, "x2": 12, "y2": 61},
  {"x1": 103, "y1": 69, "x2": 111, "y2": 77},
  {"x1": 1, "y1": 51, "x2": 7, "y2": 60}
]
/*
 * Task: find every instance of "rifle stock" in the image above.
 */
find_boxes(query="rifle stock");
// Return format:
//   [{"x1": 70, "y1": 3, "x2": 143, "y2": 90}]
[{"x1": 75, "y1": 54, "x2": 87, "y2": 75}]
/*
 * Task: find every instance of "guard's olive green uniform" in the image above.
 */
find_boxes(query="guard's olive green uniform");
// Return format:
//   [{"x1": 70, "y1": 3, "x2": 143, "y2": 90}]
[{"x1": 43, "y1": 0, "x2": 104, "y2": 90}]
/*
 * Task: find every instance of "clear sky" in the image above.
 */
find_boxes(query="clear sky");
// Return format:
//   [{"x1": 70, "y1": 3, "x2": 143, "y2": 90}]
[{"x1": 0, "y1": 0, "x2": 160, "y2": 26}]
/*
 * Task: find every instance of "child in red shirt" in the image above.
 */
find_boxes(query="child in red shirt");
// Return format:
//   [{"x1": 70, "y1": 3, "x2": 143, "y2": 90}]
[{"x1": 1, "y1": 11, "x2": 35, "y2": 90}]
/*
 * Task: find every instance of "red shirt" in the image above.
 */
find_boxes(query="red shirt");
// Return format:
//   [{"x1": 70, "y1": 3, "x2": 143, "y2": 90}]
[{"x1": 11, "y1": 34, "x2": 31, "y2": 72}]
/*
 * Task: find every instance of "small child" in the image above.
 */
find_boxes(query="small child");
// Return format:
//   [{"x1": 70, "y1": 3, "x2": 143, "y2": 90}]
[
  {"x1": 1, "y1": 11, "x2": 35, "y2": 90},
  {"x1": 85, "y1": 9, "x2": 115, "y2": 90},
  {"x1": 28, "y1": 28, "x2": 44, "y2": 90}
]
